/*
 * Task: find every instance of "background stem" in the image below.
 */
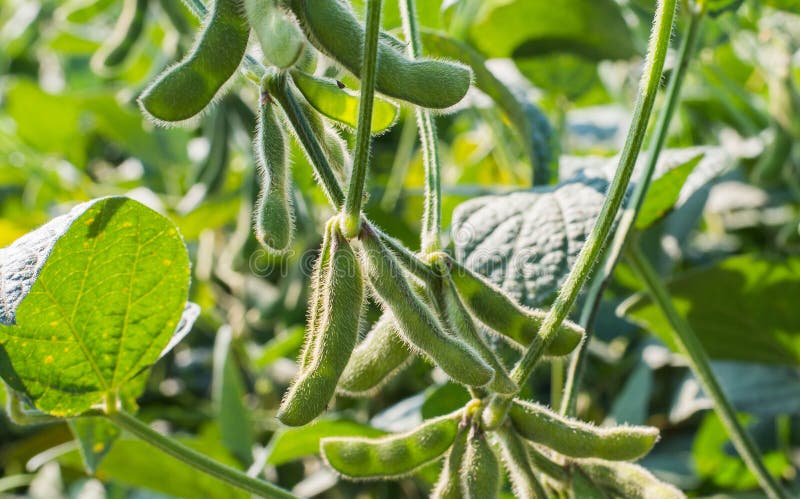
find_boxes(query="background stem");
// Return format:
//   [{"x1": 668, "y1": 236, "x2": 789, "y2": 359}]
[{"x1": 626, "y1": 244, "x2": 789, "y2": 499}]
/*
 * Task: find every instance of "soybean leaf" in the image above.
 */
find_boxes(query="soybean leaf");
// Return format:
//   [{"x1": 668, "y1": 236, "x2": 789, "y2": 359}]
[
  {"x1": 704, "y1": 0, "x2": 746, "y2": 17},
  {"x1": 212, "y1": 326, "x2": 254, "y2": 466},
  {"x1": 291, "y1": 71, "x2": 399, "y2": 134},
  {"x1": 451, "y1": 175, "x2": 610, "y2": 308},
  {"x1": 68, "y1": 418, "x2": 120, "y2": 475},
  {"x1": 0, "y1": 197, "x2": 191, "y2": 416},
  {"x1": 620, "y1": 255, "x2": 800, "y2": 366},
  {"x1": 265, "y1": 418, "x2": 386, "y2": 466},
  {"x1": 467, "y1": 0, "x2": 636, "y2": 62},
  {"x1": 636, "y1": 153, "x2": 704, "y2": 230}
]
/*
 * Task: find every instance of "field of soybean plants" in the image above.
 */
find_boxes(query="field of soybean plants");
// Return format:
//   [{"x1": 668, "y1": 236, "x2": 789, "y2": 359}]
[{"x1": 1, "y1": 0, "x2": 799, "y2": 497}]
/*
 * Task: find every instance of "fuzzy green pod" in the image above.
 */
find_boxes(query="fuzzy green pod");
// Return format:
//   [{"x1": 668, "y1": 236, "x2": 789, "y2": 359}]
[
  {"x1": 443, "y1": 256, "x2": 584, "y2": 356},
  {"x1": 337, "y1": 312, "x2": 412, "y2": 397},
  {"x1": 287, "y1": 0, "x2": 471, "y2": 109},
  {"x1": 576, "y1": 459, "x2": 685, "y2": 498},
  {"x1": 460, "y1": 424, "x2": 501, "y2": 499},
  {"x1": 321, "y1": 412, "x2": 461, "y2": 479},
  {"x1": 496, "y1": 428, "x2": 549, "y2": 499},
  {"x1": 431, "y1": 420, "x2": 468, "y2": 499},
  {"x1": 243, "y1": 0, "x2": 305, "y2": 69},
  {"x1": 254, "y1": 80, "x2": 294, "y2": 253},
  {"x1": 138, "y1": 0, "x2": 249, "y2": 123},
  {"x1": 509, "y1": 400, "x2": 659, "y2": 461},
  {"x1": 278, "y1": 220, "x2": 363, "y2": 427},
  {"x1": 358, "y1": 229, "x2": 493, "y2": 388},
  {"x1": 90, "y1": 0, "x2": 148, "y2": 75},
  {"x1": 297, "y1": 220, "x2": 334, "y2": 371}
]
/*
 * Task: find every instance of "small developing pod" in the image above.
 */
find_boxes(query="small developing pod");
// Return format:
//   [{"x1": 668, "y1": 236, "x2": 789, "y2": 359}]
[
  {"x1": 138, "y1": 0, "x2": 250, "y2": 123},
  {"x1": 243, "y1": 0, "x2": 305, "y2": 69},
  {"x1": 509, "y1": 400, "x2": 659, "y2": 461},
  {"x1": 460, "y1": 424, "x2": 501, "y2": 499},
  {"x1": 91, "y1": 0, "x2": 148, "y2": 75},
  {"x1": 254, "y1": 78, "x2": 295, "y2": 253},
  {"x1": 297, "y1": 219, "x2": 334, "y2": 371},
  {"x1": 278, "y1": 219, "x2": 363, "y2": 426},
  {"x1": 357, "y1": 228, "x2": 494, "y2": 388},
  {"x1": 287, "y1": 0, "x2": 472, "y2": 109},
  {"x1": 575, "y1": 459, "x2": 685, "y2": 498},
  {"x1": 321, "y1": 411, "x2": 461, "y2": 479},
  {"x1": 430, "y1": 419, "x2": 469, "y2": 499},
  {"x1": 495, "y1": 428, "x2": 549, "y2": 499},
  {"x1": 336, "y1": 312, "x2": 412, "y2": 397},
  {"x1": 442, "y1": 256, "x2": 584, "y2": 356}
]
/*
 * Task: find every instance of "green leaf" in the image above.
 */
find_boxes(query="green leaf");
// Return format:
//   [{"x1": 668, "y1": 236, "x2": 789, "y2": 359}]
[
  {"x1": 636, "y1": 153, "x2": 704, "y2": 230},
  {"x1": 254, "y1": 326, "x2": 304, "y2": 368},
  {"x1": 68, "y1": 417, "x2": 121, "y2": 475},
  {"x1": 467, "y1": 0, "x2": 636, "y2": 61},
  {"x1": 291, "y1": 71, "x2": 399, "y2": 134},
  {"x1": 620, "y1": 255, "x2": 800, "y2": 366},
  {"x1": 0, "y1": 197, "x2": 191, "y2": 416},
  {"x1": 702, "y1": 0, "x2": 745, "y2": 17},
  {"x1": 212, "y1": 326, "x2": 254, "y2": 466},
  {"x1": 265, "y1": 418, "x2": 386, "y2": 466}
]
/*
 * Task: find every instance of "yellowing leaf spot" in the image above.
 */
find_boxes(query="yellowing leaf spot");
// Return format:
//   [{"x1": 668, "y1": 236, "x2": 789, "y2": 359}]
[
  {"x1": 166, "y1": 320, "x2": 175, "y2": 328},
  {"x1": 50, "y1": 321, "x2": 58, "y2": 327},
  {"x1": 50, "y1": 335, "x2": 57, "y2": 341},
  {"x1": 122, "y1": 222, "x2": 133, "y2": 228},
  {"x1": 163, "y1": 259, "x2": 172, "y2": 266},
  {"x1": 93, "y1": 442, "x2": 105, "y2": 453},
  {"x1": 44, "y1": 355, "x2": 54, "y2": 364},
  {"x1": 168, "y1": 228, "x2": 176, "y2": 235},
  {"x1": 83, "y1": 242, "x2": 90, "y2": 249},
  {"x1": 85, "y1": 218, "x2": 95, "y2": 226},
  {"x1": 21, "y1": 342, "x2": 27, "y2": 348},
  {"x1": 64, "y1": 347, "x2": 70, "y2": 353}
]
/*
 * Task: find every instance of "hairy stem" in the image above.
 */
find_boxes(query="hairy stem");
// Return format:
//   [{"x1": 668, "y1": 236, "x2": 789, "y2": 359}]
[
  {"x1": 483, "y1": 0, "x2": 679, "y2": 428},
  {"x1": 626, "y1": 244, "x2": 789, "y2": 499},
  {"x1": 342, "y1": 0, "x2": 382, "y2": 236},
  {"x1": 108, "y1": 411, "x2": 298, "y2": 499},
  {"x1": 560, "y1": 8, "x2": 706, "y2": 417},
  {"x1": 400, "y1": 0, "x2": 443, "y2": 253}
]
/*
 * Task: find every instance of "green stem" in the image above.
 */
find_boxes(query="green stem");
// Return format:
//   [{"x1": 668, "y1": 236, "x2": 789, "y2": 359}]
[
  {"x1": 342, "y1": 0, "x2": 382, "y2": 236},
  {"x1": 380, "y1": 112, "x2": 418, "y2": 211},
  {"x1": 108, "y1": 411, "x2": 298, "y2": 499},
  {"x1": 483, "y1": 0, "x2": 679, "y2": 429},
  {"x1": 560, "y1": 8, "x2": 706, "y2": 417},
  {"x1": 400, "y1": 0, "x2": 443, "y2": 253},
  {"x1": 626, "y1": 244, "x2": 789, "y2": 499}
]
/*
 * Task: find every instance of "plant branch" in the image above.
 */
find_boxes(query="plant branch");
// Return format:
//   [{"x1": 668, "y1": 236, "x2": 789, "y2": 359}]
[
  {"x1": 482, "y1": 0, "x2": 679, "y2": 428},
  {"x1": 342, "y1": 0, "x2": 383, "y2": 236},
  {"x1": 560, "y1": 8, "x2": 706, "y2": 417},
  {"x1": 108, "y1": 411, "x2": 298, "y2": 499},
  {"x1": 625, "y1": 244, "x2": 789, "y2": 499},
  {"x1": 400, "y1": 0, "x2": 443, "y2": 253}
]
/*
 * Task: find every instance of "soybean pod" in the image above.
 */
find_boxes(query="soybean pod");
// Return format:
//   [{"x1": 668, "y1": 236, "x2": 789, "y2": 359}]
[
  {"x1": 460, "y1": 424, "x2": 501, "y2": 499},
  {"x1": 254, "y1": 78, "x2": 295, "y2": 253},
  {"x1": 357, "y1": 228, "x2": 494, "y2": 388},
  {"x1": 297, "y1": 220, "x2": 334, "y2": 371},
  {"x1": 278, "y1": 219, "x2": 363, "y2": 426},
  {"x1": 243, "y1": 0, "x2": 305, "y2": 69},
  {"x1": 91, "y1": 0, "x2": 148, "y2": 75},
  {"x1": 509, "y1": 400, "x2": 659, "y2": 461},
  {"x1": 138, "y1": 0, "x2": 249, "y2": 123},
  {"x1": 287, "y1": 0, "x2": 471, "y2": 109},
  {"x1": 495, "y1": 427, "x2": 549, "y2": 499},
  {"x1": 337, "y1": 312, "x2": 412, "y2": 397},
  {"x1": 575, "y1": 459, "x2": 685, "y2": 499},
  {"x1": 441, "y1": 255, "x2": 584, "y2": 356},
  {"x1": 431, "y1": 419, "x2": 468, "y2": 499},
  {"x1": 321, "y1": 411, "x2": 461, "y2": 479}
]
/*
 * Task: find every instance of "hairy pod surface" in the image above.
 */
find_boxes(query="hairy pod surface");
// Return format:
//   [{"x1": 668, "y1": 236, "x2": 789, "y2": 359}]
[
  {"x1": 357, "y1": 230, "x2": 493, "y2": 388},
  {"x1": 460, "y1": 424, "x2": 501, "y2": 499},
  {"x1": 321, "y1": 412, "x2": 461, "y2": 479},
  {"x1": 244, "y1": 0, "x2": 305, "y2": 69},
  {"x1": 438, "y1": 275, "x2": 517, "y2": 394},
  {"x1": 509, "y1": 400, "x2": 659, "y2": 461},
  {"x1": 254, "y1": 81, "x2": 294, "y2": 253},
  {"x1": 297, "y1": 220, "x2": 334, "y2": 371},
  {"x1": 91, "y1": 0, "x2": 148, "y2": 75},
  {"x1": 138, "y1": 0, "x2": 249, "y2": 122},
  {"x1": 278, "y1": 221, "x2": 363, "y2": 426},
  {"x1": 337, "y1": 312, "x2": 412, "y2": 397},
  {"x1": 496, "y1": 428, "x2": 549, "y2": 499},
  {"x1": 576, "y1": 459, "x2": 685, "y2": 498},
  {"x1": 430, "y1": 420, "x2": 468, "y2": 499},
  {"x1": 445, "y1": 257, "x2": 584, "y2": 356},
  {"x1": 287, "y1": 0, "x2": 471, "y2": 109}
]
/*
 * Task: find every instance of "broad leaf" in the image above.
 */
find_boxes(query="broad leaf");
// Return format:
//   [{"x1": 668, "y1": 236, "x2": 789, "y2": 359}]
[
  {"x1": 620, "y1": 255, "x2": 800, "y2": 366},
  {"x1": 0, "y1": 197, "x2": 191, "y2": 416},
  {"x1": 265, "y1": 418, "x2": 386, "y2": 466},
  {"x1": 636, "y1": 153, "x2": 704, "y2": 229},
  {"x1": 467, "y1": 0, "x2": 635, "y2": 62},
  {"x1": 68, "y1": 417, "x2": 120, "y2": 475}
]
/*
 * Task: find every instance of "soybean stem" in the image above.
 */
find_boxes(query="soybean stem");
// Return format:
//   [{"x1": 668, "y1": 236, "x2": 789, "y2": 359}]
[
  {"x1": 400, "y1": 0, "x2": 443, "y2": 253},
  {"x1": 343, "y1": 0, "x2": 383, "y2": 232},
  {"x1": 626, "y1": 244, "x2": 789, "y2": 499},
  {"x1": 560, "y1": 8, "x2": 706, "y2": 418},
  {"x1": 108, "y1": 411, "x2": 297, "y2": 499},
  {"x1": 483, "y1": 0, "x2": 679, "y2": 427}
]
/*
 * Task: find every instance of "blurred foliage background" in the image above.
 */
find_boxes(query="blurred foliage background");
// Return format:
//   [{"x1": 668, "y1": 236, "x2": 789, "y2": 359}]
[{"x1": 1, "y1": 0, "x2": 800, "y2": 497}]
